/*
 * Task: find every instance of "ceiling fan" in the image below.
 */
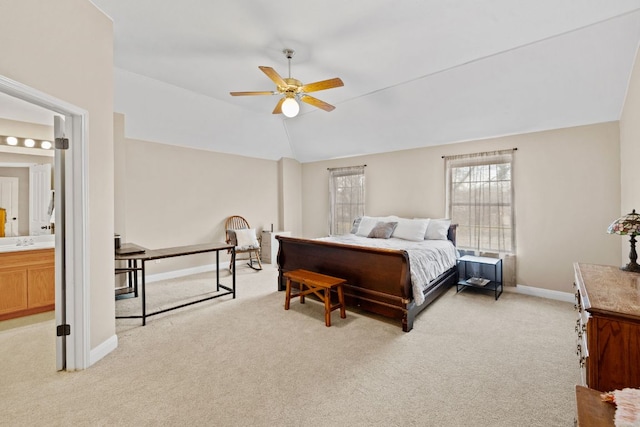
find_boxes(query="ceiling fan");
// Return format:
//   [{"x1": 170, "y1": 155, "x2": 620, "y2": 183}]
[{"x1": 230, "y1": 49, "x2": 344, "y2": 118}]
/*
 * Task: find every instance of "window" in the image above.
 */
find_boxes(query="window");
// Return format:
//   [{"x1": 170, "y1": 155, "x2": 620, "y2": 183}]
[
  {"x1": 329, "y1": 165, "x2": 365, "y2": 236},
  {"x1": 445, "y1": 150, "x2": 515, "y2": 254}
]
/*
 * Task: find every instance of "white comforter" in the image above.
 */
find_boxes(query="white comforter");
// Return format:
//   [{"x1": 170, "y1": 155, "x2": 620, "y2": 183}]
[{"x1": 316, "y1": 235, "x2": 458, "y2": 306}]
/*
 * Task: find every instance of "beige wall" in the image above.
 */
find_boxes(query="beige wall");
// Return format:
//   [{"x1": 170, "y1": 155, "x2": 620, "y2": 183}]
[
  {"x1": 301, "y1": 122, "x2": 621, "y2": 293},
  {"x1": 620, "y1": 46, "x2": 640, "y2": 266},
  {"x1": 1, "y1": 0, "x2": 115, "y2": 350},
  {"x1": 114, "y1": 116, "x2": 280, "y2": 274},
  {"x1": 0, "y1": 117, "x2": 53, "y2": 140},
  {"x1": 278, "y1": 157, "x2": 302, "y2": 236}
]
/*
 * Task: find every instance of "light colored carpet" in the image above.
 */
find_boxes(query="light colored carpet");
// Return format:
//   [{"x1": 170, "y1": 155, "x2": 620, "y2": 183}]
[{"x1": 0, "y1": 265, "x2": 579, "y2": 426}]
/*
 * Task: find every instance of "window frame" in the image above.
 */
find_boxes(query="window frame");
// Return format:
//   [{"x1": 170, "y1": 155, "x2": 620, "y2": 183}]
[
  {"x1": 445, "y1": 151, "x2": 515, "y2": 254},
  {"x1": 328, "y1": 165, "x2": 366, "y2": 236}
]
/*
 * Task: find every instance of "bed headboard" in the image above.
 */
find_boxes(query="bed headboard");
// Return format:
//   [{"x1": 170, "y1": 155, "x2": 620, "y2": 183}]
[{"x1": 447, "y1": 224, "x2": 458, "y2": 247}]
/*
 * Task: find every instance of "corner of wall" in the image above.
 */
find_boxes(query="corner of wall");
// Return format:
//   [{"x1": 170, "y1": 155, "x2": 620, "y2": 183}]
[{"x1": 89, "y1": 334, "x2": 118, "y2": 367}]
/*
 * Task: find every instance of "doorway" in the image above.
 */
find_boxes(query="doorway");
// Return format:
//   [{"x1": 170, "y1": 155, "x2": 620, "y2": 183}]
[
  {"x1": 0, "y1": 176, "x2": 18, "y2": 236},
  {"x1": 0, "y1": 75, "x2": 89, "y2": 371}
]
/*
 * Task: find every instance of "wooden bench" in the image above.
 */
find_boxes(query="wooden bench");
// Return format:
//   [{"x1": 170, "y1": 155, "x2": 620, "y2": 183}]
[{"x1": 283, "y1": 269, "x2": 347, "y2": 327}]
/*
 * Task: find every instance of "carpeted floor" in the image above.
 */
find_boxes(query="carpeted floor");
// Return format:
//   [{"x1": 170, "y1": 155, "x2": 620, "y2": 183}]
[{"x1": 0, "y1": 265, "x2": 580, "y2": 426}]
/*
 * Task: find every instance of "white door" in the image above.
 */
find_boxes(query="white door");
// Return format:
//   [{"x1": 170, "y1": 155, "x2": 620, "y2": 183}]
[
  {"x1": 29, "y1": 163, "x2": 52, "y2": 235},
  {"x1": 54, "y1": 115, "x2": 65, "y2": 371},
  {"x1": 0, "y1": 176, "x2": 19, "y2": 236}
]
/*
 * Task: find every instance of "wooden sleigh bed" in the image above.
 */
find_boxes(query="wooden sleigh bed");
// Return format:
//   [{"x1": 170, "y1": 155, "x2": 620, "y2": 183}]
[{"x1": 276, "y1": 225, "x2": 458, "y2": 332}]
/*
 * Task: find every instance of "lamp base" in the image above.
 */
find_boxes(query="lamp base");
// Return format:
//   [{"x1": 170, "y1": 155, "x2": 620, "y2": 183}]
[{"x1": 620, "y1": 261, "x2": 640, "y2": 273}]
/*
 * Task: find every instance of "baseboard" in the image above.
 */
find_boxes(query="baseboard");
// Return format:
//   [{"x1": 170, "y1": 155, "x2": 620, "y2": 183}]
[
  {"x1": 90, "y1": 333, "x2": 118, "y2": 366},
  {"x1": 146, "y1": 263, "x2": 219, "y2": 284},
  {"x1": 504, "y1": 284, "x2": 574, "y2": 303},
  {"x1": 144, "y1": 260, "x2": 266, "y2": 283}
]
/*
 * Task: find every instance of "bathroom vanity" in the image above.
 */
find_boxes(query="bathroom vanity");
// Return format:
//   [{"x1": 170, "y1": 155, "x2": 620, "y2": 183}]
[{"x1": 0, "y1": 239, "x2": 55, "y2": 321}]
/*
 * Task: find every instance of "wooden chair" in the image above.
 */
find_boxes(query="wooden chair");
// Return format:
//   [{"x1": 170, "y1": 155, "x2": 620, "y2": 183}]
[{"x1": 225, "y1": 215, "x2": 262, "y2": 273}]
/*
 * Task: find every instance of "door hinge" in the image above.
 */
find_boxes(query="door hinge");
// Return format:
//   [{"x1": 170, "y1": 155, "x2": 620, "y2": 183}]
[
  {"x1": 56, "y1": 324, "x2": 71, "y2": 336},
  {"x1": 55, "y1": 137, "x2": 69, "y2": 150}
]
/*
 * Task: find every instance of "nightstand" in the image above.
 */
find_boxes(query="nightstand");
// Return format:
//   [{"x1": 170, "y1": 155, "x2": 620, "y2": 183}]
[
  {"x1": 261, "y1": 231, "x2": 291, "y2": 264},
  {"x1": 457, "y1": 255, "x2": 503, "y2": 300}
]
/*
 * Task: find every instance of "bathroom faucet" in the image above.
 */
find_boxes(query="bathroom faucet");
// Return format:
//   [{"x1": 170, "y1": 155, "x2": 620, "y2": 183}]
[{"x1": 16, "y1": 238, "x2": 33, "y2": 246}]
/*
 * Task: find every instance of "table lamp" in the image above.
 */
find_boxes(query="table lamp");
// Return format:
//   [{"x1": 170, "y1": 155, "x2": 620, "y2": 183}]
[{"x1": 607, "y1": 209, "x2": 640, "y2": 272}]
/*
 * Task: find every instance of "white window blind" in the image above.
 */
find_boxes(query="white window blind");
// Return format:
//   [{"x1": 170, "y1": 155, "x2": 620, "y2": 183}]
[
  {"x1": 329, "y1": 165, "x2": 365, "y2": 236},
  {"x1": 445, "y1": 149, "x2": 515, "y2": 254}
]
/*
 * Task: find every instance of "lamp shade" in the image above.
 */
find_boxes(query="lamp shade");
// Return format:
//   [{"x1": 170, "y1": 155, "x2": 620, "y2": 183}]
[
  {"x1": 608, "y1": 209, "x2": 640, "y2": 272},
  {"x1": 281, "y1": 97, "x2": 299, "y2": 118},
  {"x1": 607, "y1": 209, "x2": 640, "y2": 235}
]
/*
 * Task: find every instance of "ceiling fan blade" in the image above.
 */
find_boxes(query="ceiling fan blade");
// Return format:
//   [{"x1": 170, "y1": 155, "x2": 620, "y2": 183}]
[
  {"x1": 259, "y1": 66, "x2": 287, "y2": 88},
  {"x1": 300, "y1": 78, "x2": 344, "y2": 93},
  {"x1": 230, "y1": 91, "x2": 275, "y2": 96},
  {"x1": 300, "y1": 95, "x2": 336, "y2": 112},
  {"x1": 272, "y1": 97, "x2": 285, "y2": 114}
]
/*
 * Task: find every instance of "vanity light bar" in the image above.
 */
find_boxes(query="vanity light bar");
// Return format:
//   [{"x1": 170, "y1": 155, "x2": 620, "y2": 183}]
[{"x1": 1, "y1": 134, "x2": 52, "y2": 150}]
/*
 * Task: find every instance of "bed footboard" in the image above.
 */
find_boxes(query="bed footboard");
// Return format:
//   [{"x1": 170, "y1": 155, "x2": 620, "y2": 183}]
[{"x1": 276, "y1": 235, "x2": 456, "y2": 332}]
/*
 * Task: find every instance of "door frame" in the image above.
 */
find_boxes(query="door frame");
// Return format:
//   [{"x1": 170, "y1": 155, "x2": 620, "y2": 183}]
[{"x1": 0, "y1": 75, "x2": 89, "y2": 370}]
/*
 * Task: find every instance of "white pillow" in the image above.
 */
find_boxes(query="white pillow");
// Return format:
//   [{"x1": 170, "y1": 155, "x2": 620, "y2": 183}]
[
  {"x1": 425, "y1": 219, "x2": 451, "y2": 240},
  {"x1": 356, "y1": 216, "x2": 380, "y2": 237},
  {"x1": 235, "y1": 228, "x2": 259, "y2": 248},
  {"x1": 392, "y1": 218, "x2": 430, "y2": 241}
]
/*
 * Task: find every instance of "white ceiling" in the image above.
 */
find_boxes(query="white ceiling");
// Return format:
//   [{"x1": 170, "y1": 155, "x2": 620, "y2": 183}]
[{"x1": 13, "y1": 1, "x2": 640, "y2": 163}]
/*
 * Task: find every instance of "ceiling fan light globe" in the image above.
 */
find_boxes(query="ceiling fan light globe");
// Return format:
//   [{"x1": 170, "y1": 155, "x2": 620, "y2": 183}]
[{"x1": 282, "y1": 98, "x2": 299, "y2": 118}]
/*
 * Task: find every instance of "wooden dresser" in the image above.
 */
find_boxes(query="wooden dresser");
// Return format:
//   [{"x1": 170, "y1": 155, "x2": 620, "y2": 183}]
[{"x1": 574, "y1": 263, "x2": 640, "y2": 392}]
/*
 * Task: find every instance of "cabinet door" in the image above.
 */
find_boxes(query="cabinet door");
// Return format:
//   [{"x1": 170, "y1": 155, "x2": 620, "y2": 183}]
[
  {"x1": 591, "y1": 316, "x2": 640, "y2": 391},
  {"x1": 27, "y1": 265, "x2": 55, "y2": 308},
  {"x1": 0, "y1": 270, "x2": 28, "y2": 314}
]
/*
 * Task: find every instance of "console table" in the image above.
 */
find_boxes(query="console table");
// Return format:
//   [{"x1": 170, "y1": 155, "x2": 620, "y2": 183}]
[{"x1": 115, "y1": 242, "x2": 235, "y2": 325}]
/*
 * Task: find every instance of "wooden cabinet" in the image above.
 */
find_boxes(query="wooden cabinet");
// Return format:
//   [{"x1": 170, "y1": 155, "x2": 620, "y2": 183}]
[
  {"x1": 575, "y1": 385, "x2": 615, "y2": 426},
  {"x1": 261, "y1": 231, "x2": 291, "y2": 264},
  {"x1": 0, "y1": 248, "x2": 54, "y2": 320},
  {"x1": 574, "y1": 263, "x2": 640, "y2": 392}
]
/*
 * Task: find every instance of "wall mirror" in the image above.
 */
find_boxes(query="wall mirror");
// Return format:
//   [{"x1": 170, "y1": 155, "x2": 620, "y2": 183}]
[{"x1": 0, "y1": 91, "x2": 55, "y2": 239}]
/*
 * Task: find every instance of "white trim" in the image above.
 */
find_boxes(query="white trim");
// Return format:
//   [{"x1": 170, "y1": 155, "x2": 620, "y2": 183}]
[
  {"x1": 504, "y1": 284, "x2": 574, "y2": 303},
  {"x1": 146, "y1": 263, "x2": 219, "y2": 284},
  {"x1": 67, "y1": 112, "x2": 91, "y2": 370},
  {"x1": 0, "y1": 75, "x2": 91, "y2": 371},
  {"x1": 89, "y1": 334, "x2": 118, "y2": 366}
]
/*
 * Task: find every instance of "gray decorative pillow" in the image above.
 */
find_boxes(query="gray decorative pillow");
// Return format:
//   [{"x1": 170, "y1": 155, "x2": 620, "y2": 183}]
[
  {"x1": 226, "y1": 229, "x2": 238, "y2": 245},
  {"x1": 367, "y1": 221, "x2": 398, "y2": 239},
  {"x1": 350, "y1": 217, "x2": 362, "y2": 234}
]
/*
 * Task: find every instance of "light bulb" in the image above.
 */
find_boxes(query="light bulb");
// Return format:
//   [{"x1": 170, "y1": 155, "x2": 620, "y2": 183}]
[
  {"x1": 281, "y1": 97, "x2": 299, "y2": 118},
  {"x1": 6, "y1": 136, "x2": 18, "y2": 146},
  {"x1": 24, "y1": 138, "x2": 35, "y2": 148},
  {"x1": 41, "y1": 140, "x2": 52, "y2": 150}
]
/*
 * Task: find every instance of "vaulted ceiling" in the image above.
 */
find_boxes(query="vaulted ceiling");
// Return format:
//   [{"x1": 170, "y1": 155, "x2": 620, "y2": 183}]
[{"x1": 50, "y1": 2, "x2": 640, "y2": 161}]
